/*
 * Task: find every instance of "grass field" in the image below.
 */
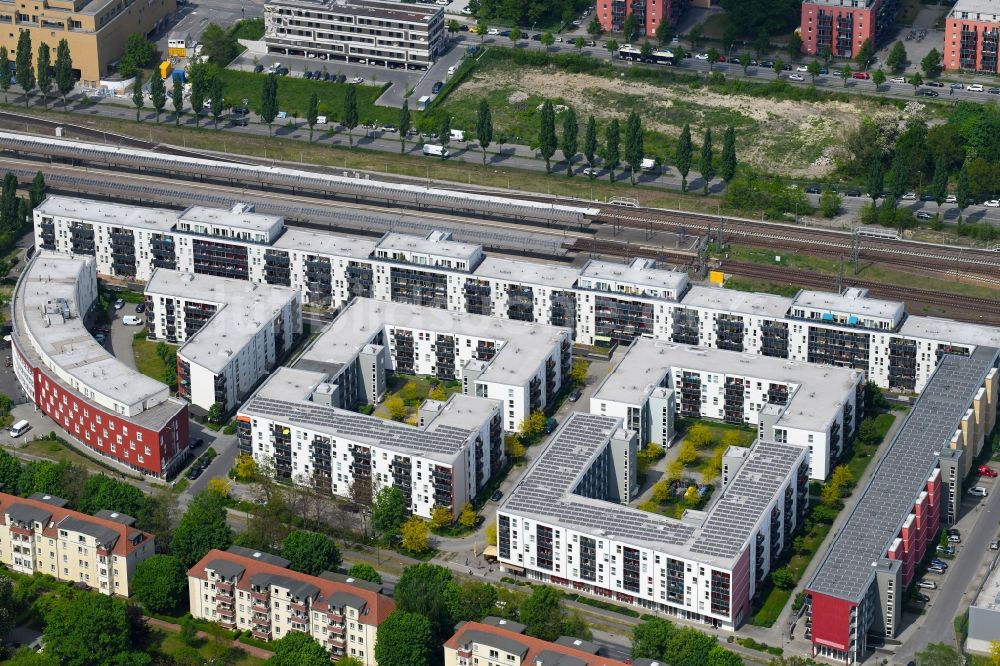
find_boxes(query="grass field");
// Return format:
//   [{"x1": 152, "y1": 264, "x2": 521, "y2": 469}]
[
  {"x1": 144, "y1": 628, "x2": 266, "y2": 666},
  {"x1": 216, "y1": 69, "x2": 393, "y2": 123},
  {"x1": 21, "y1": 437, "x2": 105, "y2": 474},
  {"x1": 133, "y1": 336, "x2": 175, "y2": 383}
]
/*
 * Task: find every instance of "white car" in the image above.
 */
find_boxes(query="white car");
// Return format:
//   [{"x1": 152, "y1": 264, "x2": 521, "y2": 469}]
[
  {"x1": 460, "y1": 6, "x2": 472, "y2": 14},
  {"x1": 122, "y1": 315, "x2": 143, "y2": 326},
  {"x1": 694, "y1": 52, "x2": 709, "y2": 60},
  {"x1": 945, "y1": 194, "x2": 957, "y2": 203},
  {"x1": 967, "y1": 83, "x2": 984, "y2": 92},
  {"x1": 985, "y1": 199, "x2": 1000, "y2": 207},
  {"x1": 582, "y1": 167, "x2": 598, "y2": 177},
  {"x1": 789, "y1": 74, "x2": 805, "y2": 81},
  {"x1": 890, "y1": 76, "x2": 905, "y2": 84},
  {"x1": 969, "y1": 486, "x2": 989, "y2": 497},
  {"x1": 350, "y1": 76, "x2": 364, "y2": 84},
  {"x1": 917, "y1": 580, "x2": 937, "y2": 590},
  {"x1": 487, "y1": 28, "x2": 500, "y2": 35},
  {"x1": 316, "y1": 115, "x2": 328, "y2": 125},
  {"x1": 901, "y1": 192, "x2": 916, "y2": 200},
  {"x1": 796, "y1": 65, "x2": 809, "y2": 72},
  {"x1": 435, "y1": 0, "x2": 448, "y2": 4}
]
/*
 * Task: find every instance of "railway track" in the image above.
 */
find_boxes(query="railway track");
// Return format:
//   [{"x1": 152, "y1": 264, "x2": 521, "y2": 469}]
[
  {"x1": 595, "y1": 208, "x2": 1000, "y2": 274},
  {"x1": 572, "y1": 236, "x2": 1000, "y2": 326}
]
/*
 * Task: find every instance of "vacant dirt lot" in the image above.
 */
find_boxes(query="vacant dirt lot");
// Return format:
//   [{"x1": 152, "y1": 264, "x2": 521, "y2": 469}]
[{"x1": 450, "y1": 64, "x2": 914, "y2": 178}]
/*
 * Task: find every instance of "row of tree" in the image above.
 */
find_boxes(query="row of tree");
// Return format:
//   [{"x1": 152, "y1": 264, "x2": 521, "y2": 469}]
[{"x1": 0, "y1": 33, "x2": 74, "y2": 109}]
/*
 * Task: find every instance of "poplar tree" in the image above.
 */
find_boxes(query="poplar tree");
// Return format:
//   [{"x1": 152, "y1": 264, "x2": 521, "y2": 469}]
[
  {"x1": 399, "y1": 99, "x2": 411, "y2": 154},
  {"x1": 720, "y1": 126, "x2": 737, "y2": 184},
  {"x1": 171, "y1": 75, "x2": 184, "y2": 126},
  {"x1": 15, "y1": 31, "x2": 35, "y2": 107},
  {"x1": 306, "y1": 91, "x2": 319, "y2": 141},
  {"x1": 132, "y1": 71, "x2": 145, "y2": 121},
  {"x1": 624, "y1": 110, "x2": 643, "y2": 185},
  {"x1": 583, "y1": 115, "x2": 597, "y2": 175},
  {"x1": 604, "y1": 118, "x2": 620, "y2": 183},
  {"x1": 343, "y1": 84, "x2": 358, "y2": 147},
  {"x1": 539, "y1": 99, "x2": 557, "y2": 173},
  {"x1": 55, "y1": 39, "x2": 73, "y2": 108},
  {"x1": 260, "y1": 72, "x2": 279, "y2": 136},
  {"x1": 150, "y1": 68, "x2": 166, "y2": 123},
  {"x1": 699, "y1": 128, "x2": 715, "y2": 195},
  {"x1": 676, "y1": 123, "x2": 692, "y2": 192},
  {"x1": 561, "y1": 106, "x2": 578, "y2": 176},
  {"x1": 476, "y1": 98, "x2": 492, "y2": 165},
  {"x1": 36, "y1": 43, "x2": 51, "y2": 109}
]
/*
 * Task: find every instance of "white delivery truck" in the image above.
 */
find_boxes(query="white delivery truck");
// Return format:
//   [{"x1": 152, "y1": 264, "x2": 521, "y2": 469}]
[
  {"x1": 641, "y1": 158, "x2": 657, "y2": 171},
  {"x1": 416, "y1": 95, "x2": 431, "y2": 111},
  {"x1": 423, "y1": 144, "x2": 450, "y2": 158}
]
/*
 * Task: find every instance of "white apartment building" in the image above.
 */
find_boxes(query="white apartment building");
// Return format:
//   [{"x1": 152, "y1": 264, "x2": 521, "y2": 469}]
[
  {"x1": 294, "y1": 298, "x2": 572, "y2": 432},
  {"x1": 591, "y1": 338, "x2": 864, "y2": 480},
  {"x1": 496, "y1": 413, "x2": 809, "y2": 630},
  {"x1": 445, "y1": 617, "x2": 632, "y2": 666},
  {"x1": 144, "y1": 269, "x2": 302, "y2": 413},
  {"x1": 263, "y1": 0, "x2": 446, "y2": 68},
  {"x1": 34, "y1": 197, "x2": 1000, "y2": 395},
  {"x1": 189, "y1": 546, "x2": 393, "y2": 663},
  {"x1": 238, "y1": 365, "x2": 504, "y2": 519},
  {"x1": 0, "y1": 492, "x2": 155, "y2": 596}
]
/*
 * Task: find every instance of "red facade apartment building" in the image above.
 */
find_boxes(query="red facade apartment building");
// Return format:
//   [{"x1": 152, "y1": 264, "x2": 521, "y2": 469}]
[
  {"x1": 597, "y1": 0, "x2": 682, "y2": 38},
  {"x1": 800, "y1": 0, "x2": 898, "y2": 59},
  {"x1": 944, "y1": 0, "x2": 1000, "y2": 71}
]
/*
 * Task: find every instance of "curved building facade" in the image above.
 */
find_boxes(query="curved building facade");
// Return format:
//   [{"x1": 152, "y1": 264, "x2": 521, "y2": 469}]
[{"x1": 10, "y1": 251, "x2": 189, "y2": 477}]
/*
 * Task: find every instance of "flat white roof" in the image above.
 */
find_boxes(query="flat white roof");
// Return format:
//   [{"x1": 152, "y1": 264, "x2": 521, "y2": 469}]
[
  {"x1": 146, "y1": 270, "x2": 299, "y2": 374},
  {"x1": 681, "y1": 285, "x2": 791, "y2": 318},
  {"x1": 179, "y1": 206, "x2": 283, "y2": 235},
  {"x1": 899, "y1": 315, "x2": 1000, "y2": 348},
  {"x1": 792, "y1": 288, "x2": 904, "y2": 321},
  {"x1": 949, "y1": 0, "x2": 1000, "y2": 19},
  {"x1": 593, "y1": 338, "x2": 860, "y2": 431},
  {"x1": 272, "y1": 228, "x2": 377, "y2": 260},
  {"x1": 15, "y1": 252, "x2": 168, "y2": 413},
  {"x1": 299, "y1": 298, "x2": 568, "y2": 387},
  {"x1": 580, "y1": 259, "x2": 688, "y2": 296},
  {"x1": 35, "y1": 197, "x2": 177, "y2": 233},
  {"x1": 376, "y1": 231, "x2": 481, "y2": 264},
  {"x1": 473, "y1": 256, "x2": 580, "y2": 289}
]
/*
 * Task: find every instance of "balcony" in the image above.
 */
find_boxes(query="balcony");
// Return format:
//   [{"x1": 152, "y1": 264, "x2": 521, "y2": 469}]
[
  {"x1": 251, "y1": 627, "x2": 272, "y2": 641},
  {"x1": 328, "y1": 637, "x2": 346, "y2": 649}
]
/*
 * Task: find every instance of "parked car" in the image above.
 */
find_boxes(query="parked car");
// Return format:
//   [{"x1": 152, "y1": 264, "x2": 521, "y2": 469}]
[
  {"x1": 582, "y1": 167, "x2": 598, "y2": 177},
  {"x1": 969, "y1": 486, "x2": 989, "y2": 497},
  {"x1": 890, "y1": 76, "x2": 905, "y2": 84},
  {"x1": 759, "y1": 60, "x2": 773, "y2": 68},
  {"x1": 350, "y1": 76, "x2": 364, "y2": 84},
  {"x1": 948, "y1": 533, "x2": 961, "y2": 543},
  {"x1": 113, "y1": 298, "x2": 125, "y2": 310},
  {"x1": 991, "y1": 540, "x2": 1000, "y2": 551},
  {"x1": 936, "y1": 544, "x2": 955, "y2": 555},
  {"x1": 491, "y1": 490, "x2": 503, "y2": 502},
  {"x1": 985, "y1": 200, "x2": 1000, "y2": 207},
  {"x1": 804, "y1": 185, "x2": 821, "y2": 194},
  {"x1": 432, "y1": 81, "x2": 444, "y2": 94},
  {"x1": 788, "y1": 74, "x2": 805, "y2": 81},
  {"x1": 945, "y1": 194, "x2": 957, "y2": 203},
  {"x1": 187, "y1": 466, "x2": 203, "y2": 481},
  {"x1": 568, "y1": 387, "x2": 582, "y2": 402},
  {"x1": 967, "y1": 83, "x2": 985, "y2": 92},
  {"x1": 852, "y1": 72, "x2": 870, "y2": 80},
  {"x1": 901, "y1": 192, "x2": 917, "y2": 200},
  {"x1": 135, "y1": 303, "x2": 146, "y2": 313},
  {"x1": 925, "y1": 81, "x2": 944, "y2": 87},
  {"x1": 694, "y1": 52, "x2": 709, "y2": 60},
  {"x1": 845, "y1": 189, "x2": 861, "y2": 197},
  {"x1": 979, "y1": 465, "x2": 998, "y2": 477},
  {"x1": 487, "y1": 27, "x2": 500, "y2": 35},
  {"x1": 915, "y1": 592, "x2": 931, "y2": 603},
  {"x1": 950, "y1": 82, "x2": 964, "y2": 89},
  {"x1": 929, "y1": 558, "x2": 949, "y2": 569},
  {"x1": 122, "y1": 315, "x2": 143, "y2": 326},
  {"x1": 927, "y1": 565, "x2": 946, "y2": 575},
  {"x1": 94, "y1": 333, "x2": 107, "y2": 344},
  {"x1": 191, "y1": 438, "x2": 205, "y2": 448},
  {"x1": 947, "y1": 527, "x2": 960, "y2": 537},
  {"x1": 916, "y1": 580, "x2": 937, "y2": 590},
  {"x1": 795, "y1": 65, "x2": 809, "y2": 72},
  {"x1": 918, "y1": 89, "x2": 940, "y2": 97},
  {"x1": 916, "y1": 211, "x2": 933, "y2": 220}
]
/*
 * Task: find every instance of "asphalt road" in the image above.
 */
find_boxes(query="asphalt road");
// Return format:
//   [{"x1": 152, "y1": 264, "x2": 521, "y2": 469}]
[{"x1": 893, "y1": 471, "x2": 1000, "y2": 662}]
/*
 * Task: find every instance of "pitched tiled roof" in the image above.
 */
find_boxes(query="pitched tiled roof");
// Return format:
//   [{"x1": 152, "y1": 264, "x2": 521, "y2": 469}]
[
  {"x1": 189, "y1": 549, "x2": 395, "y2": 625},
  {"x1": 445, "y1": 622, "x2": 632, "y2": 666},
  {"x1": 0, "y1": 492, "x2": 153, "y2": 556}
]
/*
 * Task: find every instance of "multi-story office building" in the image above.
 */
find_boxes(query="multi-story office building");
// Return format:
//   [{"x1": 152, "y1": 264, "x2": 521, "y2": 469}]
[
  {"x1": 944, "y1": 0, "x2": 1000, "y2": 71},
  {"x1": 263, "y1": 0, "x2": 445, "y2": 68},
  {"x1": 293, "y1": 297, "x2": 572, "y2": 432},
  {"x1": 591, "y1": 338, "x2": 864, "y2": 480},
  {"x1": 0, "y1": 492, "x2": 154, "y2": 596},
  {"x1": 0, "y1": 0, "x2": 174, "y2": 85},
  {"x1": 189, "y1": 546, "x2": 393, "y2": 662},
  {"x1": 238, "y1": 365, "x2": 505, "y2": 519},
  {"x1": 144, "y1": 269, "x2": 302, "y2": 413},
  {"x1": 496, "y1": 413, "x2": 809, "y2": 630},
  {"x1": 800, "y1": 0, "x2": 898, "y2": 58},
  {"x1": 445, "y1": 617, "x2": 632, "y2": 666},
  {"x1": 595, "y1": 0, "x2": 684, "y2": 38},
  {"x1": 10, "y1": 251, "x2": 189, "y2": 477},
  {"x1": 34, "y1": 197, "x2": 1000, "y2": 396},
  {"x1": 806, "y1": 347, "x2": 998, "y2": 665}
]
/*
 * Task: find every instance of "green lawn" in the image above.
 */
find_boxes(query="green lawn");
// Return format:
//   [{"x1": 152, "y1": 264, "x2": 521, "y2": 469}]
[
  {"x1": 20, "y1": 438, "x2": 106, "y2": 474},
  {"x1": 374, "y1": 374, "x2": 464, "y2": 422},
  {"x1": 217, "y1": 69, "x2": 394, "y2": 123},
  {"x1": 133, "y1": 336, "x2": 174, "y2": 383},
  {"x1": 145, "y1": 628, "x2": 266, "y2": 666}
]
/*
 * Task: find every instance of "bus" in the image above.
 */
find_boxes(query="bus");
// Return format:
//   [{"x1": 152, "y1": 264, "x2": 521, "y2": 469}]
[
  {"x1": 653, "y1": 49, "x2": 675, "y2": 64},
  {"x1": 618, "y1": 45, "x2": 642, "y2": 61}
]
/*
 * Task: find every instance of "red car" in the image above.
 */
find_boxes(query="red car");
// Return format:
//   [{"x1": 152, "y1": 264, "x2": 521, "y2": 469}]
[
  {"x1": 852, "y1": 72, "x2": 871, "y2": 80},
  {"x1": 979, "y1": 465, "x2": 998, "y2": 478}
]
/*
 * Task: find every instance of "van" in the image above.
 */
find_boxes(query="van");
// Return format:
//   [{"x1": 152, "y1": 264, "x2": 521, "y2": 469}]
[
  {"x1": 641, "y1": 157, "x2": 657, "y2": 171},
  {"x1": 122, "y1": 315, "x2": 143, "y2": 326},
  {"x1": 449, "y1": 129, "x2": 465, "y2": 142},
  {"x1": 423, "y1": 144, "x2": 449, "y2": 158},
  {"x1": 9, "y1": 420, "x2": 30, "y2": 438},
  {"x1": 416, "y1": 95, "x2": 431, "y2": 111}
]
